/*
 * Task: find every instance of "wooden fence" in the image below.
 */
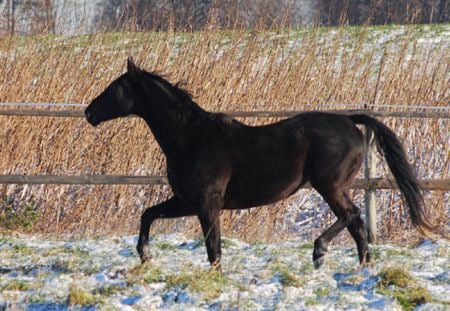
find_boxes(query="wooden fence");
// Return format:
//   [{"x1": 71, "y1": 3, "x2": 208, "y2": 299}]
[{"x1": 1, "y1": 106, "x2": 449, "y2": 240}]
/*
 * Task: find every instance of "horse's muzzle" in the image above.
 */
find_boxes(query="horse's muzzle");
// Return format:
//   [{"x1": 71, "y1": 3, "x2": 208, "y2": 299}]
[{"x1": 85, "y1": 109, "x2": 100, "y2": 126}]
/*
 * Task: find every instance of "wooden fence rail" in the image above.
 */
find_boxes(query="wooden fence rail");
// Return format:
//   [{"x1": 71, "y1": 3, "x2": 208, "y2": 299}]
[
  {"x1": 0, "y1": 175, "x2": 449, "y2": 190},
  {"x1": 0, "y1": 109, "x2": 449, "y2": 119}
]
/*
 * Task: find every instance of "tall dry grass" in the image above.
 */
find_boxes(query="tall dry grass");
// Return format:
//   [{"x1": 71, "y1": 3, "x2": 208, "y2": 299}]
[{"x1": 0, "y1": 25, "x2": 448, "y2": 242}]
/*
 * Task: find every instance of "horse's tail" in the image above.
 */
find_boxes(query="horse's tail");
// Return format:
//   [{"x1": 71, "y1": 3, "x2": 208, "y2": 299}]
[{"x1": 349, "y1": 114, "x2": 437, "y2": 236}]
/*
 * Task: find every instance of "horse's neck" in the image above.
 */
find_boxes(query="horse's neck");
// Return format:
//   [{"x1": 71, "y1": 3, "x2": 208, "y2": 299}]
[
  {"x1": 139, "y1": 99, "x2": 204, "y2": 160},
  {"x1": 135, "y1": 76, "x2": 209, "y2": 160}
]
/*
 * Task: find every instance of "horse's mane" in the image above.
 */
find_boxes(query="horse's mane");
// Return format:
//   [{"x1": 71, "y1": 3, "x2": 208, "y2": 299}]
[
  {"x1": 138, "y1": 69, "x2": 209, "y2": 118},
  {"x1": 144, "y1": 71, "x2": 194, "y2": 103}
]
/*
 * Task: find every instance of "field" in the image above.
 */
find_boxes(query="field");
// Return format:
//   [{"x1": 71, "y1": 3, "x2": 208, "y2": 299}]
[
  {"x1": 0, "y1": 233, "x2": 449, "y2": 310},
  {"x1": 0, "y1": 24, "x2": 449, "y2": 241},
  {"x1": 0, "y1": 24, "x2": 449, "y2": 311}
]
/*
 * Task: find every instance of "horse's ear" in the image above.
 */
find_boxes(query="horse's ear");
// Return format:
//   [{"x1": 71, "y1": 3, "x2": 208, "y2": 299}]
[{"x1": 127, "y1": 57, "x2": 140, "y2": 75}]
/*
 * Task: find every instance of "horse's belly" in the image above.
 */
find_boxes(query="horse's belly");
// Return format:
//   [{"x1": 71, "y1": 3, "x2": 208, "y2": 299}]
[
  {"x1": 225, "y1": 171, "x2": 306, "y2": 208},
  {"x1": 225, "y1": 132, "x2": 309, "y2": 208}
]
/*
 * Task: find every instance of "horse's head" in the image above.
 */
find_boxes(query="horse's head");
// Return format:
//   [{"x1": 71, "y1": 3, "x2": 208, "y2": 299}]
[{"x1": 85, "y1": 58, "x2": 142, "y2": 126}]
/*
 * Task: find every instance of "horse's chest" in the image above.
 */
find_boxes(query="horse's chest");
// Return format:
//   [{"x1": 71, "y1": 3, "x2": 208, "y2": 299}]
[{"x1": 167, "y1": 166, "x2": 198, "y2": 205}]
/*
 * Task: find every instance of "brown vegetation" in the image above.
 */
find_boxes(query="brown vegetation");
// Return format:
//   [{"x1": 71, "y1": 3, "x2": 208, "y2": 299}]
[{"x1": 0, "y1": 25, "x2": 448, "y2": 242}]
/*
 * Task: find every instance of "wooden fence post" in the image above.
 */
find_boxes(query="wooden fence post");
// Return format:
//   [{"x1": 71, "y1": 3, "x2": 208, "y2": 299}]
[{"x1": 364, "y1": 127, "x2": 377, "y2": 243}]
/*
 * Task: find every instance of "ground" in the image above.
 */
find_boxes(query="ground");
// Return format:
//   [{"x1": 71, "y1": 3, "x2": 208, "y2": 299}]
[{"x1": 0, "y1": 233, "x2": 448, "y2": 310}]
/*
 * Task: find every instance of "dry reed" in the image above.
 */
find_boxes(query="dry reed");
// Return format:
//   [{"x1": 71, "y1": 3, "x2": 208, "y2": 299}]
[{"x1": 0, "y1": 24, "x2": 448, "y2": 242}]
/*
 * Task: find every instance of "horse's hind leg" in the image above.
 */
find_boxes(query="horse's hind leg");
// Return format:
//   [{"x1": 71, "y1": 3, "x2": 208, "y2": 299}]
[
  {"x1": 347, "y1": 217, "x2": 371, "y2": 266},
  {"x1": 311, "y1": 186, "x2": 361, "y2": 269},
  {"x1": 344, "y1": 194, "x2": 371, "y2": 266},
  {"x1": 137, "y1": 196, "x2": 195, "y2": 263}
]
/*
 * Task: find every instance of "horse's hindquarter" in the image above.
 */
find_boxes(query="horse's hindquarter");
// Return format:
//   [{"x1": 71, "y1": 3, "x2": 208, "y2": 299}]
[
  {"x1": 300, "y1": 113, "x2": 365, "y2": 189},
  {"x1": 225, "y1": 122, "x2": 310, "y2": 208}
]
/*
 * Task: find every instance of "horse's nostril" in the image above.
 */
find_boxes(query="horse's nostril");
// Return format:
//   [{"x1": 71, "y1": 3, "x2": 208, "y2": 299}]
[{"x1": 85, "y1": 109, "x2": 100, "y2": 126}]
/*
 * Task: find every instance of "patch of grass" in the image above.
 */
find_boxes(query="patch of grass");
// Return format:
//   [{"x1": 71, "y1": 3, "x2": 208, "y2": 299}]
[
  {"x1": 166, "y1": 268, "x2": 228, "y2": 300},
  {"x1": 80, "y1": 262, "x2": 102, "y2": 275},
  {"x1": 324, "y1": 259, "x2": 340, "y2": 270},
  {"x1": 0, "y1": 195, "x2": 39, "y2": 231},
  {"x1": 378, "y1": 267, "x2": 415, "y2": 288},
  {"x1": 298, "y1": 242, "x2": 314, "y2": 250},
  {"x1": 271, "y1": 263, "x2": 302, "y2": 287},
  {"x1": 93, "y1": 284, "x2": 125, "y2": 297},
  {"x1": 12, "y1": 244, "x2": 34, "y2": 256},
  {"x1": 314, "y1": 287, "x2": 330, "y2": 298},
  {"x1": 377, "y1": 267, "x2": 432, "y2": 311},
  {"x1": 370, "y1": 247, "x2": 383, "y2": 261},
  {"x1": 64, "y1": 246, "x2": 90, "y2": 257},
  {"x1": 305, "y1": 297, "x2": 318, "y2": 306},
  {"x1": 221, "y1": 238, "x2": 237, "y2": 249},
  {"x1": 1, "y1": 279, "x2": 31, "y2": 291},
  {"x1": 299, "y1": 261, "x2": 313, "y2": 274},
  {"x1": 165, "y1": 272, "x2": 192, "y2": 289},
  {"x1": 378, "y1": 286, "x2": 431, "y2": 311},
  {"x1": 155, "y1": 241, "x2": 176, "y2": 250},
  {"x1": 436, "y1": 246, "x2": 449, "y2": 258},
  {"x1": 42, "y1": 248, "x2": 62, "y2": 257},
  {"x1": 43, "y1": 246, "x2": 89, "y2": 258},
  {"x1": 127, "y1": 262, "x2": 164, "y2": 285},
  {"x1": 187, "y1": 269, "x2": 228, "y2": 300},
  {"x1": 384, "y1": 249, "x2": 412, "y2": 258},
  {"x1": 253, "y1": 244, "x2": 267, "y2": 257},
  {"x1": 68, "y1": 284, "x2": 101, "y2": 306},
  {"x1": 269, "y1": 248, "x2": 281, "y2": 258},
  {"x1": 50, "y1": 258, "x2": 77, "y2": 273}
]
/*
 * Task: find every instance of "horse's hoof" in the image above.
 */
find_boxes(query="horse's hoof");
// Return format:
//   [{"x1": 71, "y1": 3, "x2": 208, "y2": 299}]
[
  {"x1": 137, "y1": 244, "x2": 150, "y2": 263},
  {"x1": 313, "y1": 256, "x2": 325, "y2": 269},
  {"x1": 211, "y1": 261, "x2": 222, "y2": 273},
  {"x1": 366, "y1": 252, "x2": 372, "y2": 263},
  {"x1": 140, "y1": 254, "x2": 151, "y2": 264},
  {"x1": 360, "y1": 253, "x2": 373, "y2": 268}
]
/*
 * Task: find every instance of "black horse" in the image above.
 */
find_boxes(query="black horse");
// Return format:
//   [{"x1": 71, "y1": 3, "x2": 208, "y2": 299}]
[{"x1": 85, "y1": 58, "x2": 434, "y2": 270}]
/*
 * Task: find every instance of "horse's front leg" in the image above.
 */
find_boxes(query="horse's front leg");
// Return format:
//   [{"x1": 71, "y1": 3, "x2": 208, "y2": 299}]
[
  {"x1": 137, "y1": 196, "x2": 194, "y2": 263},
  {"x1": 197, "y1": 189, "x2": 224, "y2": 271}
]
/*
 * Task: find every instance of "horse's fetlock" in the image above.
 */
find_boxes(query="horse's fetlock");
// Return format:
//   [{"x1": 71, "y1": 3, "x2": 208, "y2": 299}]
[
  {"x1": 137, "y1": 243, "x2": 150, "y2": 263},
  {"x1": 211, "y1": 259, "x2": 222, "y2": 271},
  {"x1": 314, "y1": 238, "x2": 327, "y2": 252}
]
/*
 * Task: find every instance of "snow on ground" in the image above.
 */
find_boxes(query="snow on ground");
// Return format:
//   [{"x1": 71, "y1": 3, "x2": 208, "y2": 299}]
[{"x1": 0, "y1": 233, "x2": 448, "y2": 310}]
